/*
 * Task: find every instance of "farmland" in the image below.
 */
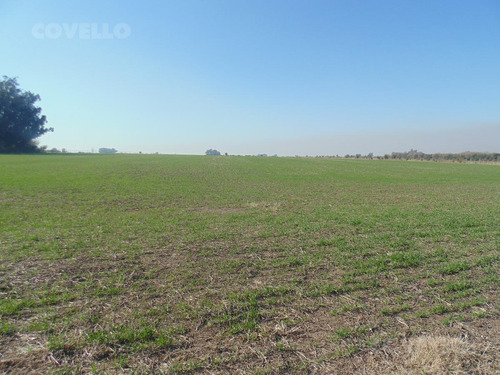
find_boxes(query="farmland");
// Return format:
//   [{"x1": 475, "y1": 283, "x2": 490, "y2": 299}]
[{"x1": 0, "y1": 155, "x2": 499, "y2": 374}]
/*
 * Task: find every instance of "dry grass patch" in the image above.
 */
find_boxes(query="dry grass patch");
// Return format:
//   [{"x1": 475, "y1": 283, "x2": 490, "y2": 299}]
[{"x1": 401, "y1": 335, "x2": 488, "y2": 374}]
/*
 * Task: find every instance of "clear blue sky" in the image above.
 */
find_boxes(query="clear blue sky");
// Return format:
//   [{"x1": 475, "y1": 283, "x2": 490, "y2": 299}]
[{"x1": 1, "y1": 0, "x2": 499, "y2": 155}]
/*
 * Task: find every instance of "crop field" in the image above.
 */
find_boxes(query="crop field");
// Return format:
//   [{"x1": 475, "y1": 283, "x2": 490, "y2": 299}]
[{"x1": 0, "y1": 155, "x2": 499, "y2": 374}]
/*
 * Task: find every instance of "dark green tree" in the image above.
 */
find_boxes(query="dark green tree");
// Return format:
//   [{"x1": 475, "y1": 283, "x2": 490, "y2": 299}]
[
  {"x1": 205, "y1": 149, "x2": 221, "y2": 155},
  {"x1": 0, "y1": 76, "x2": 53, "y2": 153}
]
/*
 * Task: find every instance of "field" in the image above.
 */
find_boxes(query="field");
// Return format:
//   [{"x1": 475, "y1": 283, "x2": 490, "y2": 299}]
[{"x1": 1, "y1": 155, "x2": 499, "y2": 374}]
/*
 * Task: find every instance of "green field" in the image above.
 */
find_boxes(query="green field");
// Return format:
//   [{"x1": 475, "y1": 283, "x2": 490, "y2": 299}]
[{"x1": 1, "y1": 155, "x2": 499, "y2": 374}]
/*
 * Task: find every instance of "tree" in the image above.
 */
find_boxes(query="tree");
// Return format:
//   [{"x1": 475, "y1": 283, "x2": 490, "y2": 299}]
[
  {"x1": 205, "y1": 149, "x2": 221, "y2": 155},
  {"x1": 0, "y1": 76, "x2": 53, "y2": 153}
]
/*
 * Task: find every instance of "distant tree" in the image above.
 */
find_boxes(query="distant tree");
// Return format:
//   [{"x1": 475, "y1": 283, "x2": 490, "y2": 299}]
[
  {"x1": 205, "y1": 149, "x2": 221, "y2": 155},
  {"x1": 99, "y1": 148, "x2": 118, "y2": 153},
  {"x1": 0, "y1": 76, "x2": 53, "y2": 153}
]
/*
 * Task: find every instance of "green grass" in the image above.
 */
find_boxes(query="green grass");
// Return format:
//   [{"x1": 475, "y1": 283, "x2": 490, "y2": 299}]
[{"x1": 0, "y1": 154, "x2": 499, "y2": 373}]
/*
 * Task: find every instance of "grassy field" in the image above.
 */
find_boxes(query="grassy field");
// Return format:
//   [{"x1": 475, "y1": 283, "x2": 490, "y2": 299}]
[{"x1": 1, "y1": 155, "x2": 499, "y2": 374}]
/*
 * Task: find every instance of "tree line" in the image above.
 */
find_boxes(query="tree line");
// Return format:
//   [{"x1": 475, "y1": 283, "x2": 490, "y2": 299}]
[
  {"x1": 383, "y1": 149, "x2": 500, "y2": 162},
  {"x1": 314, "y1": 150, "x2": 500, "y2": 162}
]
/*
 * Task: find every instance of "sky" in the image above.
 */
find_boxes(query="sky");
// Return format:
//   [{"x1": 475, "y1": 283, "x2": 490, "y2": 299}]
[{"x1": 1, "y1": 0, "x2": 499, "y2": 155}]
